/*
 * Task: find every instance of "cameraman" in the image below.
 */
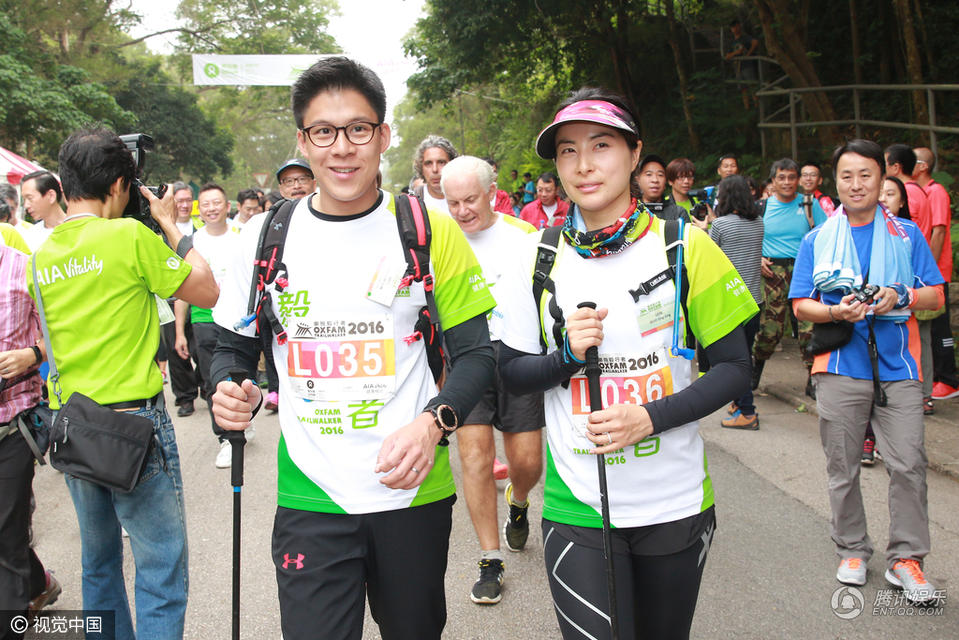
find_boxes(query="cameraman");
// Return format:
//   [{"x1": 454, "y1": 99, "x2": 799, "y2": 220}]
[
  {"x1": 28, "y1": 128, "x2": 217, "y2": 638},
  {"x1": 790, "y1": 140, "x2": 943, "y2": 604}
]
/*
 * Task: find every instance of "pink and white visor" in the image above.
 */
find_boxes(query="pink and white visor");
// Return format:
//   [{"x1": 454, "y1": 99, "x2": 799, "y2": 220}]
[{"x1": 535, "y1": 99, "x2": 639, "y2": 159}]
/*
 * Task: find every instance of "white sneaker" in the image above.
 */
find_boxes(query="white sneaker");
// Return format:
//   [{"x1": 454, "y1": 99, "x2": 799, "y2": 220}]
[
  {"x1": 215, "y1": 441, "x2": 232, "y2": 469},
  {"x1": 245, "y1": 426, "x2": 255, "y2": 444},
  {"x1": 836, "y1": 557, "x2": 867, "y2": 585}
]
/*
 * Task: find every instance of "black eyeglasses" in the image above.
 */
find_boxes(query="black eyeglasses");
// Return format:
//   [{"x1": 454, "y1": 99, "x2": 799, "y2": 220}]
[{"x1": 301, "y1": 122, "x2": 381, "y2": 148}]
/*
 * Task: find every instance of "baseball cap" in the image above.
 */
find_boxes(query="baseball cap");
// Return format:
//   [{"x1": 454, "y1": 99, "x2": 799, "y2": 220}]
[
  {"x1": 275, "y1": 158, "x2": 313, "y2": 179},
  {"x1": 638, "y1": 154, "x2": 667, "y2": 172},
  {"x1": 535, "y1": 99, "x2": 639, "y2": 160}
]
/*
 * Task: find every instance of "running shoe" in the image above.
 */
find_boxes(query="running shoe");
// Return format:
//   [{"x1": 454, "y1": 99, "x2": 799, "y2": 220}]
[
  {"x1": 922, "y1": 396, "x2": 935, "y2": 416},
  {"x1": 861, "y1": 437, "x2": 876, "y2": 466},
  {"x1": 885, "y1": 558, "x2": 936, "y2": 604},
  {"x1": 28, "y1": 570, "x2": 62, "y2": 617},
  {"x1": 931, "y1": 381, "x2": 959, "y2": 400},
  {"x1": 215, "y1": 440, "x2": 232, "y2": 469},
  {"x1": 721, "y1": 413, "x2": 759, "y2": 430},
  {"x1": 503, "y1": 483, "x2": 530, "y2": 552},
  {"x1": 470, "y1": 558, "x2": 504, "y2": 604},
  {"x1": 264, "y1": 391, "x2": 279, "y2": 412},
  {"x1": 836, "y1": 557, "x2": 867, "y2": 586},
  {"x1": 492, "y1": 457, "x2": 509, "y2": 480}
]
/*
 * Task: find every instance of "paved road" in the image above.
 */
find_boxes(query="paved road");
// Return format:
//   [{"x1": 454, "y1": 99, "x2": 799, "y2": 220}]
[{"x1": 26, "y1": 389, "x2": 959, "y2": 639}]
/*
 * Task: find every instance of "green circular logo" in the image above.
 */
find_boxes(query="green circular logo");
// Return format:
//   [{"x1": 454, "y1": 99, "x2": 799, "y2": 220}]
[{"x1": 204, "y1": 63, "x2": 220, "y2": 79}]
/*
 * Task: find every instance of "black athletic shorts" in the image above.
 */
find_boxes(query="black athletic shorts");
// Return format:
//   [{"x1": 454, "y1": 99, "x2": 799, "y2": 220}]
[
  {"x1": 273, "y1": 495, "x2": 455, "y2": 640},
  {"x1": 542, "y1": 507, "x2": 716, "y2": 640},
  {"x1": 463, "y1": 341, "x2": 545, "y2": 433}
]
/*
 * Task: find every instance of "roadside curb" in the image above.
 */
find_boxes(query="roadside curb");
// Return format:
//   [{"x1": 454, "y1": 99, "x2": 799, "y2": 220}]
[{"x1": 763, "y1": 383, "x2": 959, "y2": 483}]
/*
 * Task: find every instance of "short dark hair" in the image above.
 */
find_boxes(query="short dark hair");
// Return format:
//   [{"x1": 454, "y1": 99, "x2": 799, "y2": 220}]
[
  {"x1": 884, "y1": 143, "x2": 916, "y2": 175},
  {"x1": 265, "y1": 192, "x2": 284, "y2": 207},
  {"x1": 198, "y1": 182, "x2": 226, "y2": 199},
  {"x1": 0, "y1": 200, "x2": 10, "y2": 223},
  {"x1": 883, "y1": 175, "x2": 911, "y2": 220},
  {"x1": 832, "y1": 139, "x2": 885, "y2": 179},
  {"x1": 800, "y1": 160, "x2": 822, "y2": 174},
  {"x1": 715, "y1": 175, "x2": 759, "y2": 220},
  {"x1": 236, "y1": 188, "x2": 260, "y2": 206},
  {"x1": 555, "y1": 87, "x2": 640, "y2": 151},
  {"x1": 768, "y1": 158, "x2": 799, "y2": 180},
  {"x1": 57, "y1": 128, "x2": 136, "y2": 202},
  {"x1": 666, "y1": 158, "x2": 695, "y2": 182},
  {"x1": 291, "y1": 56, "x2": 386, "y2": 129},
  {"x1": 718, "y1": 153, "x2": 738, "y2": 167},
  {"x1": 536, "y1": 172, "x2": 558, "y2": 186},
  {"x1": 21, "y1": 170, "x2": 63, "y2": 203},
  {"x1": 523, "y1": 172, "x2": 532, "y2": 179}
]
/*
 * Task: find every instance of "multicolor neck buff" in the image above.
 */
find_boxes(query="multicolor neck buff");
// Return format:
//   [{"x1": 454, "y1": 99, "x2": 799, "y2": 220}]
[{"x1": 562, "y1": 198, "x2": 652, "y2": 258}]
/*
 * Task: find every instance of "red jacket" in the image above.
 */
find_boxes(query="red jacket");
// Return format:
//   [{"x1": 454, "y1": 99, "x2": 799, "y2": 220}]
[
  {"x1": 520, "y1": 198, "x2": 569, "y2": 229},
  {"x1": 493, "y1": 189, "x2": 513, "y2": 216}
]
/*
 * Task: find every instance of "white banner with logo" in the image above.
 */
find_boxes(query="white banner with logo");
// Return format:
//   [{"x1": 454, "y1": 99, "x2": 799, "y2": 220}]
[{"x1": 192, "y1": 54, "x2": 332, "y2": 86}]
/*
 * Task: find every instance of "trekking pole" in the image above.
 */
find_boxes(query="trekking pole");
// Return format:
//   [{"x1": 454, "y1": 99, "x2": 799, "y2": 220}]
[
  {"x1": 226, "y1": 371, "x2": 249, "y2": 640},
  {"x1": 577, "y1": 302, "x2": 619, "y2": 640}
]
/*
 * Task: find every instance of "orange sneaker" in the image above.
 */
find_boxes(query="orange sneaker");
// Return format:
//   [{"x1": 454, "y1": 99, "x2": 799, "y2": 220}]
[{"x1": 885, "y1": 558, "x2": 936, "y2": 604}]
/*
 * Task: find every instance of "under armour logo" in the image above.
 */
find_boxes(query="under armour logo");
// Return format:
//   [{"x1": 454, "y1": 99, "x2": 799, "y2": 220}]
[{"x1": 282, "y1": 553, "x2": 305, "y2": 570}]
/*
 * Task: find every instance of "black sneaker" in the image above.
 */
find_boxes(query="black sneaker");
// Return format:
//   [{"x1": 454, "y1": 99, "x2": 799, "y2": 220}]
[
  {"x1": 503, "y1": 483, "x2": 530, "y2": 552},
  {"x1": 177, "y1": 401, "x2": 195, "y2": 417},
  {"x1": 470, "y1": 559, "x2": 504, "y2": 604}
]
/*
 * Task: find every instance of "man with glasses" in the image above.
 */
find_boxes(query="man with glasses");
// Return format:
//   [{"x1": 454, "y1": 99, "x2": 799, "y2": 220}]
[
  {"x1": 209, "y1": 56, "x2": 495, "y2": 640},
  {"x1": 164, "y1": 182, "x2": 203, "y2": 417},
  {"x1": 173, "y1": 183, "x2": 248, "y2": 468},
  {"x1": 799, "y1": 161, "x2": 837, "y2": 216},
  {"x1": 275, "y1": 158, "x2": 316, "y2": 200},
  {"x1": 752, "y1": 158, "x2": 827, "y2": 395}
]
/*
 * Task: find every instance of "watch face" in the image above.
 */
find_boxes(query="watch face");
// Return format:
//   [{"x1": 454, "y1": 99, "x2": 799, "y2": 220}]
[{"x1": 438, "y1": 405, "x2": 457, "y2": 429}]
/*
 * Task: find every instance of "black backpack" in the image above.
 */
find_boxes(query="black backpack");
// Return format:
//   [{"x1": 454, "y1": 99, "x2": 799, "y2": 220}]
[
  {"x1": 236, "y1": 193, "x2": 446, "y2": 383},
  {"x1": 530, "y1": 219, "x2": 693, "y2": 360}
]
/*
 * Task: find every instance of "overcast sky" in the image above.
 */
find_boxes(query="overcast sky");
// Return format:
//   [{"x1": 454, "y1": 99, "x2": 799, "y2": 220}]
[{"x1": 128, "y1": 0, "x2": 425, "y2": 126}]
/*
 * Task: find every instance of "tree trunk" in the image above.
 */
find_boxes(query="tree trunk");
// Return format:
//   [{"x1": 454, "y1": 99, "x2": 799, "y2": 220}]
[
  {"x1": 911, "y1": 0, "x2": 936, "y2": 81},
  {"x1": 664, "y1": 2, "x2": 700, "y2": 152},
  {"x1": 849, "y1": 0, "x2": 863, "y2": 85},
  {"x1": 754, "y1": 0, "x2": 838, "y2": 148},
  {"x1": 893, "y1": 0, "x2": 928, "y2": 130}
]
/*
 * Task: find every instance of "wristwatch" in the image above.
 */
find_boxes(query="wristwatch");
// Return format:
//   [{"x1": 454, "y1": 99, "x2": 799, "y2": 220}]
[{"x1": 428, "y1": 404, "x2": 459, "y2": 447}]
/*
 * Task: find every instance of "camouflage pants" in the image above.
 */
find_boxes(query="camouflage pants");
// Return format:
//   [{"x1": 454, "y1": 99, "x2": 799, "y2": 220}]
[{"x1": 752, "y1": 261, "x2": 814, "y2": 369}]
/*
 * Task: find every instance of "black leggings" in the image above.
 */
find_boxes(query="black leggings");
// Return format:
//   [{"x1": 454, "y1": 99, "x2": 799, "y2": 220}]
[{"x1": 542, "y1": 517, "x2": 713, "y2": 640}]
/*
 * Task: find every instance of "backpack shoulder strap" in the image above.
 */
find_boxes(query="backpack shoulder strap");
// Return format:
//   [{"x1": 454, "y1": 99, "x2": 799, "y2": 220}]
[
  {"x1": 236, "y1": 197, "x2": 296, "y2": 343},
  {"x1": 664, "y1": 218, "x2": 694, "y2": 349},
  {"x1": 394, "y1": 193, "x2": 438, "y2": 326},
  {"x1": 532, "y1": 225, "x2": 564, "y2": 354}
]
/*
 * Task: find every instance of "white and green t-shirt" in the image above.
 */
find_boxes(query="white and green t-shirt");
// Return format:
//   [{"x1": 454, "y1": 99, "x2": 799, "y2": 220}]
[
  {"x1": 190, "y1": 226, "x2": 240, "y2": 324},
  {"x1": 463, "y1": 213, "x2": 537, "y2": 341},
  {"x1": 492, "y1": 215, "x2": 757, "y2": 529},
  {"x1": 214, "y1": 192, "x2": 495, "y2": 515},
  {"x1": 28, "y1": 216, "x2": 192, "y2": 409}
]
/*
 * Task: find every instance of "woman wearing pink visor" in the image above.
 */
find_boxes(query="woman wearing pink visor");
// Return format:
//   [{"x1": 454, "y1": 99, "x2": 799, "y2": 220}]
[{"x1": 492, "y1": 89, "x2": 758, "y2": 639}]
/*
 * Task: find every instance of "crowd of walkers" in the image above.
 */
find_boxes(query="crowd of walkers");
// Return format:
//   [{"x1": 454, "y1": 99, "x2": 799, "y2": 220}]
[{"x1": 0, "y1": 54, "x2": 955, "y2": 640}]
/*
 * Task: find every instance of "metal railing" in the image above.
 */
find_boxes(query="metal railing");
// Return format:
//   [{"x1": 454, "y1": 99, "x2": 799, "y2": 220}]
[{"x1": 755, "y1": 84, "x2": 959, "y2": 164}]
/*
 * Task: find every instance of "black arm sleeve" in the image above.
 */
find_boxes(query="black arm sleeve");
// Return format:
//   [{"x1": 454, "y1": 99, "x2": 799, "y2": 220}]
[
  {"x1": 645, "y1": 326, "x2": 750, "y2": 434},
  {"x1": 422, "y1": 314, "x2": 495, "y2": 422},
  {"x1": 210, "y1": 325, "x2": 264, "y2": 417},
  {"x1": 499, "y1": 343, "x2": 582, "y2": 395}
]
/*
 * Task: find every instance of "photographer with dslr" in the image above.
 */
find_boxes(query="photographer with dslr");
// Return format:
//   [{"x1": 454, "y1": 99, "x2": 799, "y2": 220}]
[
  {"x1": 28, "y1": 127, "x2": 217, "y2": 638},
  {"x1": 789, "y1": 140, "x2": 944, "y2": 605}
]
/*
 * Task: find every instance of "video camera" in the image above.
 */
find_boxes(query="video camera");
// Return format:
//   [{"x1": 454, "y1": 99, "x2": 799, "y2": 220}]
[
  {"x1": 120, "y1": 134, "x2": 166, "y2": 234},
  {"x1": 688, "y1": 188, "x2": 709, "y2": 221}
]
